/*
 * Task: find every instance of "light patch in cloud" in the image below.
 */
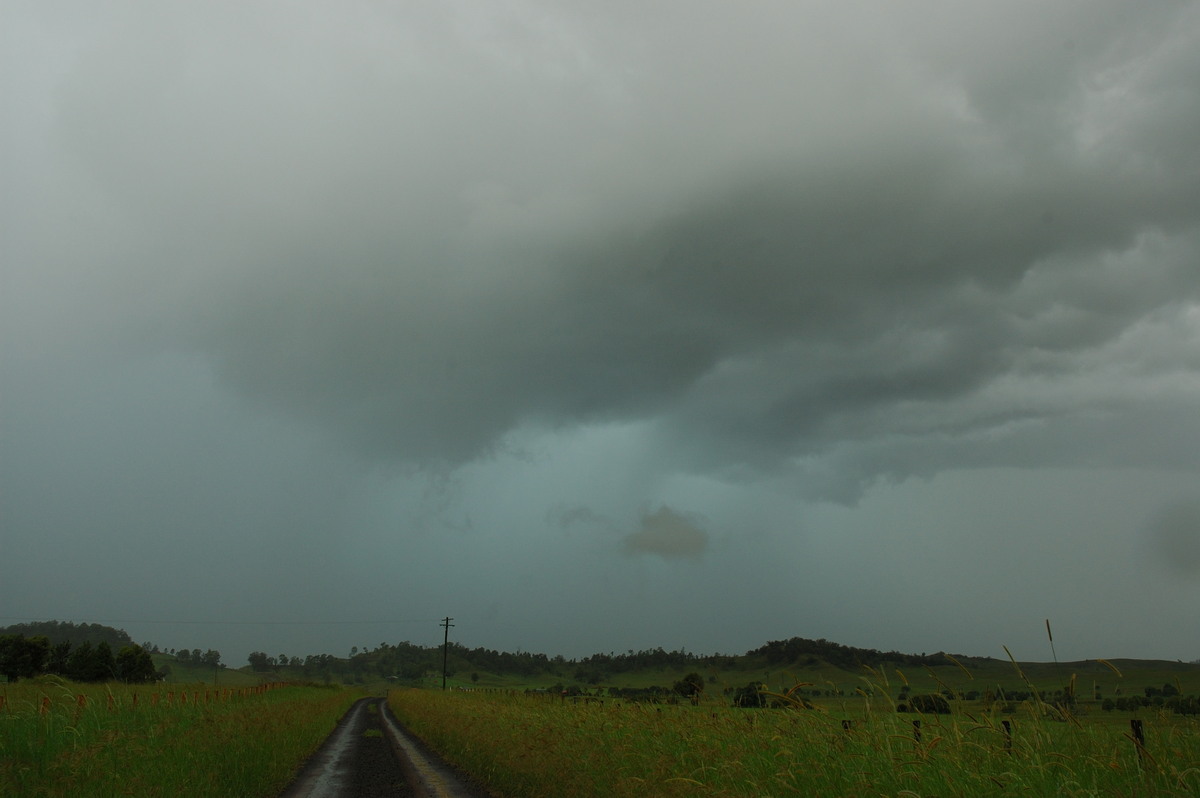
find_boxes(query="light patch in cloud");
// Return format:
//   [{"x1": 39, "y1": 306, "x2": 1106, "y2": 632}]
[{"x1": 623, "y1": 506, "x2": 710, "y2": 560}]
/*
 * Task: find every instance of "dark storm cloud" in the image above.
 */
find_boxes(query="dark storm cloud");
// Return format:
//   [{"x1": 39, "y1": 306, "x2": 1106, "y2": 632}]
[
  {"x1": 10, "y1": 1, "x2": 1200, "y2": 500},
  {"x1": 6, "y1": 0, "x2": 1200, "y2": 665}
]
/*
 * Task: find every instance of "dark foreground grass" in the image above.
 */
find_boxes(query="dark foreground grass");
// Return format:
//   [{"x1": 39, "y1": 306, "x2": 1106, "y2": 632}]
[
  {"x1": 0, "y1": 678, "x2": 364, "y2": 797},
  {"x1": 388, "y1": 687, "x2": 1200, "y2": 797}
]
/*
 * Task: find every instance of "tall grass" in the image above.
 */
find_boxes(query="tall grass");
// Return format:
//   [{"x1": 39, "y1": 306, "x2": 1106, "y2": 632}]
[
  {"x1": 388, "y1": 687, "x2": 1200, "y2": 797},
  {"x1": 0, "y1": 678, "x2": 363, "y2": 797}
]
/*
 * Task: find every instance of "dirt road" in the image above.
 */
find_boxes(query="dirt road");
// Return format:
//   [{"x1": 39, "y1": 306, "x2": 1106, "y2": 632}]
[{"x1": 279, "y1": 696, "x2": 491, "y2": 798}]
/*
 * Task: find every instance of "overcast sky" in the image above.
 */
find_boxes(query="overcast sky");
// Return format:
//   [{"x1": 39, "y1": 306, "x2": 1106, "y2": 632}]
[{"x1": 4, "y1": 1, "x2": 1200, "y2": 669}]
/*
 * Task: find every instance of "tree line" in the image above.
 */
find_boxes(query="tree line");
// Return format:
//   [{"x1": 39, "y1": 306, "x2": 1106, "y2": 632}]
[
  {"x1": 748, "y1": 637, "x2": 983, "y2": 670},
  {"x1": 0, "y1": 635, "x2": 158, "y2": 683},
  {"x1": 238, "y1": 637, "x2": 998, "y2": 687},
  {"x1": 0, "y1": 620, "x2": 138, "y2": 651}
]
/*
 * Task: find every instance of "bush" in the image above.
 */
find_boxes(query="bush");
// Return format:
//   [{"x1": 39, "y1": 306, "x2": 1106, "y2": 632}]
[
  {"x1": 673, "y1": 672, "x2": 704, "y2": 698},
  {"x1": 732, "y1": 681, "x2": 766, "y2": 708}
]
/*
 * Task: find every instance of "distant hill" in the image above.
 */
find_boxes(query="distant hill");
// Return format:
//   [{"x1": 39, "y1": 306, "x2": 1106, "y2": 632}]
[
  {"x1": 0, "y1": 620, "x2": 137, "y2": 651},
  {"x1": 745, "y1": 636, "x2": 997, "y2": 670},
  {"x1": 261, "y1": 636, "x2": 1018, "y2": 690}
]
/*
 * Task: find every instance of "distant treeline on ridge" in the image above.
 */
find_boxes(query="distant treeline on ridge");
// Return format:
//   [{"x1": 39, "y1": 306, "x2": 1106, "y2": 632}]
[
  {"x1": 0, "y1": 620, "x2": 137, "y2": 651},
  {"x1": 2, "y1": 619, "x2": 988, "y2": 686},
  {"x1": 251, "y1": 637, "x2": 989, "y2": 687},
  {"x1": 0, "y1": 621, "x2": 157, "y2": 684}
]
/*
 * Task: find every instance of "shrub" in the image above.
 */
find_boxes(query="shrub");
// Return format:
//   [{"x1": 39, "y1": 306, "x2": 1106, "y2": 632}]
[{"x1": 732, "y1": 681, "x2": 766, "y2": 708}]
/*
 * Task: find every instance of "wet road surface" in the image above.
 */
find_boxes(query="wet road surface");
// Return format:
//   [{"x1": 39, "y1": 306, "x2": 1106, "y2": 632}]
[{"x1": 280, "y1": 696, "x2": 491, "y2": 798}]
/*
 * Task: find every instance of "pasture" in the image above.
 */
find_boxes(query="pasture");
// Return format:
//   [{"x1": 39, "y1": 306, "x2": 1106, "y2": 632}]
[
  {"x1": 387, "y1": 678, "x2": 1200, "y2": 797},
  {"x1": 0, "y1": 677, "x2": 363, "y2": 797}
]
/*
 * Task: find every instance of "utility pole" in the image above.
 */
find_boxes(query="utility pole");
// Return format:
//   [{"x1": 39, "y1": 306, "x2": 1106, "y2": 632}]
[{"x1": 441, "y1": 617, "x2": 455, "y2": 691}]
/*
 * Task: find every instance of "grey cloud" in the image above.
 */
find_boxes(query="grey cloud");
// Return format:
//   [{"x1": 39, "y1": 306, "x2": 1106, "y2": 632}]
[
  {"x1": 548, "y1": 505, "x2": 615, "y2": 532},
  {"x1": 623, "y1": 506, "x2": 709, "y2": 560},
  {"x1": 18, "y1": 0, "x2": 1196, "y2": 505},
  {"x1": 1147, "y1": 499, "x2": 1200, "y2": 576},
  {"x1": 6, "y1": 0, "x2": 1200, "y2": 666}
]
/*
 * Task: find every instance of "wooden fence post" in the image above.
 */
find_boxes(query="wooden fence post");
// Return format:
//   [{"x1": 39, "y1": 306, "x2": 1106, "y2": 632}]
[{"x1": 1130, "y1": 718, "x2": 1146, "y2": 763}]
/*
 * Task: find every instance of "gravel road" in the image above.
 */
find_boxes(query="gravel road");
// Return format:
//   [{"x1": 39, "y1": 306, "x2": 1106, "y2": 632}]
[{"x1": 279, "y1": 696, "x2": 493, "y2": 798}]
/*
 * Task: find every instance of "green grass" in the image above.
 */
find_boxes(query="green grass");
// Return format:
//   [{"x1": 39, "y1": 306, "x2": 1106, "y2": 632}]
[
  {"x1": 0, "y1": 677, "x2": 364, "y2": 797},
  {"x1": 155, "y1": 656, "x2": 265, "y2": 687},
  {"x1": 388, "y1": 683, "x2": 1200, "y2": 797},
  {"x1": 403, "y1": 656, "x2": 1200, "y2": 710}
]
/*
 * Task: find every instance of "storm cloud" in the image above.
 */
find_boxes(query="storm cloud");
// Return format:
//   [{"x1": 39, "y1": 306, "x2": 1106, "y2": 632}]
[{"x1": 4, "y1": 1, "x2": 1200, "y2": 664}]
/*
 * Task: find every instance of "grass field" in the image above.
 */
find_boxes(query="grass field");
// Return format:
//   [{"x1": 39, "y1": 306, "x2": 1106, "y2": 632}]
[
  {"x1": 0, "y1": 677, "x2": 363, "y2": 797},
  {"x1": 388, "y1": 664, "x2": 1200, "y2": 798},
  {"x1": 155, "y1": 656, "x2": 266, "y2": 687},
  {"x1": 394, "y1": 655, "x2": 1200, "y2": 707},
  {"x1": 4, "y1": 652, "x2": 1197, "y2": 797}
]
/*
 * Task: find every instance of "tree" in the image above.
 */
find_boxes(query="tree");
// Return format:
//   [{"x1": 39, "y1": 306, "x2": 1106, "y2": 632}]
[
  {"x1": 47, "y1": 640, "x2": 72, "y2": 675},
  {"x1": 67, "y1": 640, "x2": 116, "y2": 682},
  {"x1": 94, "y1": 641, "x2": 116, "y2": 681},
  {"x1": 67, "y1": 641, "x2": 95, "y2": 680},
  {"x1": 0, "y1": 635, "x2": 50, "y2": 682},
  {"x1": 248, "y1": 652, "x2": 271, "y2": 672},
  {"x1": 116, "y1": 645, "x2": 157, "y2": 683}
]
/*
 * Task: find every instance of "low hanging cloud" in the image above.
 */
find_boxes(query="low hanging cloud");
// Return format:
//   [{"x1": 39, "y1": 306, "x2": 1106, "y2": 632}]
[{"x1": 623, "y1": 506, "x2": 710, "y2": 561}]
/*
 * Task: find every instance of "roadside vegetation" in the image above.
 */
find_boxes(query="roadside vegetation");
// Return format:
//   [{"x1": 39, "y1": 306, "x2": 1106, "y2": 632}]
[{"x1": 0, "y1": 679, "x2": 362, "y2": 797}]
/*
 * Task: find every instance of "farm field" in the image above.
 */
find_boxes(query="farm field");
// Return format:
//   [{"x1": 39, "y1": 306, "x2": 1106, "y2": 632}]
[
  {"x1": 396, "y1": 657, "x2": 1200, "y2": 706},
  {"x1": 154, "y1": 657, "x2": 265, "y2": 687},
  {"x1": 388, "y1": 678, "x2": 1200, "y2": 798},
  {"x1": 0, "y1": 678, "x2": 364, "y2": 797}
]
